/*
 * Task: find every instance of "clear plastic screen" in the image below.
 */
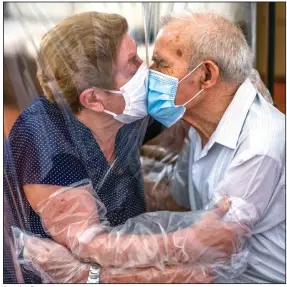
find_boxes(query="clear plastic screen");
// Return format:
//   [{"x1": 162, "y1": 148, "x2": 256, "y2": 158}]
[{"x1": 4, "y1": 2, "x2": 274, "y2": 284}]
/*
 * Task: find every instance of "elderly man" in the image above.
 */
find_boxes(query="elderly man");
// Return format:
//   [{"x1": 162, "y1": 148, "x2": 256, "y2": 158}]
[{"x1": 148, "y1": 12, "x2": 285, "y2": 283}]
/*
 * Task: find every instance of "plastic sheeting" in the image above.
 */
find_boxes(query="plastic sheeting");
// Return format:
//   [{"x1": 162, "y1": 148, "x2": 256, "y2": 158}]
[
  {"x1": 4, "y1": 2, "x2": 275, "y2": 284},
  {"x1": 12, "y1": 180, "x2": 253, "y2": 283}
]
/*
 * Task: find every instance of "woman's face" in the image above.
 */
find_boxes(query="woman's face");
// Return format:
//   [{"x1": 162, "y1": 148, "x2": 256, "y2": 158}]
[
  {"x1": 99, "y1": 32, "x2": 143, "y2": 115},
  {"x1": 78, "y1": 33, "x2": 144, "y2": 116},
  {"x1": 113, "y1": 33, "x2": 143, "y2": 89}
]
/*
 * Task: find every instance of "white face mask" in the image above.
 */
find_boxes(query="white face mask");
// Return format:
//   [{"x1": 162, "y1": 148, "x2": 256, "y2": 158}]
[{"x1": 103, "y1": 62, "x2": 148, "y2": 124}]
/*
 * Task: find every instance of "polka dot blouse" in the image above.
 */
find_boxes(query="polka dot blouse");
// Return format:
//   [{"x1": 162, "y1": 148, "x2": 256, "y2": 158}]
[{"x1": 4, "y1": 97, "x2": 149, "y2": 282}]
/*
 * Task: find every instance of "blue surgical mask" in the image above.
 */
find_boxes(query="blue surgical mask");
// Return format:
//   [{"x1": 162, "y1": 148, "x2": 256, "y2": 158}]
[{"x1": 147, "y1": 62, "x2": 204, "y2": 127}]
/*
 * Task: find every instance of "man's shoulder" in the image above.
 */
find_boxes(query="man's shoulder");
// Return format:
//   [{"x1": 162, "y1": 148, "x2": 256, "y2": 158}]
[{"x1": 238, "y1": 95, "x2": 285, "y2": 162}]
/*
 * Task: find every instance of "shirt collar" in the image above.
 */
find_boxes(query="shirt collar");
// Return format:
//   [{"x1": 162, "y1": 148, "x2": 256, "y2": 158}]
[
  {"x1": 209, "y1": 78, "x2": 257, "y2": 150},
  {"x1": 189, "y1": 78, "x2": 257, "y2": 154}
]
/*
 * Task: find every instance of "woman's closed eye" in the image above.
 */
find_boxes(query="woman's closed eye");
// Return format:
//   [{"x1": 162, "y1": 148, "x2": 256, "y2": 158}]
[{"x1": 127, "y1": 55, "x2": 142, "y2": 76}]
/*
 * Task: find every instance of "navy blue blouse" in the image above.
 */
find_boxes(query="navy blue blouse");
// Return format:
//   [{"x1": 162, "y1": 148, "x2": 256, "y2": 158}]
[{"x1": 5, "y1": 97, "x2": 153, "y2": 240}]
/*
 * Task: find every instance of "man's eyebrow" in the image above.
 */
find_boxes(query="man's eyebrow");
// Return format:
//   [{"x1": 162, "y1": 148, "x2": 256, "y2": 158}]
[
  {"x1": 151, "y1": 55, "x2": 161, "y2": 62},
  {"x1": 152, "y1": 54, "x2": 168, "y2": 64}
]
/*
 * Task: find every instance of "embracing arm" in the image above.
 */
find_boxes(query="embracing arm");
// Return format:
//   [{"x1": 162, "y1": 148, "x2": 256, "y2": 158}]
[
  {"x1": 22, "y1": 232, "x2": 213, "y2": 283},
  {"x1": 24, "y1": 183, "x2": 237, "y2": 269}
]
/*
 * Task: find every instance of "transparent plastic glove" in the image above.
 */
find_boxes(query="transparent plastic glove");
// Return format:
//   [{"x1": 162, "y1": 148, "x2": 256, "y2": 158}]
[
  {"x1": 12, "y1": 227, "x2": 89, "y2": 283},
  {"x1": 171, "y1": 198, "x2": 249, "y2": 266},
  {"x1": 34, "y1": 181, "x2": 248, "y2": 274},
  {"x1": 13, "y1": 229, "x2": 215, "y2": 283},
  {"x1": 101, "y1": 264, "x2": 215, "y2": 283}
]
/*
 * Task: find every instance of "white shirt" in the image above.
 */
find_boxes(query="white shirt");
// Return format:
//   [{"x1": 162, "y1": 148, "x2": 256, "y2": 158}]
[{"x1": 171, "y1": 78, "x2": 285, "y2": 283}]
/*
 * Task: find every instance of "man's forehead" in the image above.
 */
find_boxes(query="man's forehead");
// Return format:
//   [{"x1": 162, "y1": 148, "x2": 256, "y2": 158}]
[
  {"x1": 153, "y1": 26, "x2": 185, "y2": 58},
  {"x1": 156, "y1": 25, "x2": 182, "y2": 44}
]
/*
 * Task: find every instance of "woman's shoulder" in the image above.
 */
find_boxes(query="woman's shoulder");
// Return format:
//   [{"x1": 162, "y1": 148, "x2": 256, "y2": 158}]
[
  {"x1": 9, "y1": 97, "x2": 68, "y2": 142},
  {"x1": 13, "y1": 97, "x2": 63, "y2": 128},
  {"x1": 7, "y1": 97, "x2": 76, "y2": 163},
  {"x1": 6, "y1": 97, "x2": 88, "y2": 187}
]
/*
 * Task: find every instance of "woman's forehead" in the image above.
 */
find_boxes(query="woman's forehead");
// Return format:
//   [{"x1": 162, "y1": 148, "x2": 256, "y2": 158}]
[{"x1": 118, "y1": 34, "x2": 137, "y2": 56}]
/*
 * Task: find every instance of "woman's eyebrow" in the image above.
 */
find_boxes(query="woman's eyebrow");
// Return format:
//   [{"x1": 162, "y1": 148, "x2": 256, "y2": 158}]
[
  {"x1": 128, "y1": 42, "x2": 138, "y2": 59},
  {"x1": 128, "y1": 53, "x2": 137, "y2": 61}
]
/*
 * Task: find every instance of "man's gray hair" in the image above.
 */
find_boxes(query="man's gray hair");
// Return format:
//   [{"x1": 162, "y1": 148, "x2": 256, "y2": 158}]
[{"x1": 161, "y1": 11, "x2": 254, "y2": 84}]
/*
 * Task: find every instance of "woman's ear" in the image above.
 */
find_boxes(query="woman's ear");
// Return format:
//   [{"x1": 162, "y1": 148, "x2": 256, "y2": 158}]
[
  {"x1": 79, "y1": 88, "x2": 105, "y2": 112},
  {"x1": 200, "y1": 61, "x2": 220, "y2": 89}
]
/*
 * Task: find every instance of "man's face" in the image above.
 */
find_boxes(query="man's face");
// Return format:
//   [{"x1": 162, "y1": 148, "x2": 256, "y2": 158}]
[{"x1": 150, "y1": 24, "x2": 203, "y2": 107}]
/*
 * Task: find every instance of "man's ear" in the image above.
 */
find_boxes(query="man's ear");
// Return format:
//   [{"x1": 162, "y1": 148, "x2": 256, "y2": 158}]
[
  {"x1": 79, "y1": 88, "x2": 105, "y2": 112},
  {"x1": 200, "y1": 61, "x2": 220, "y2": 89}
]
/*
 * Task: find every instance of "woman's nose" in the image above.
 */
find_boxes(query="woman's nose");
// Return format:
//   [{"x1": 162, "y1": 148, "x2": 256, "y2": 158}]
[{"x1": 138, "y1": 57, "x2": 143, "y2": 65}]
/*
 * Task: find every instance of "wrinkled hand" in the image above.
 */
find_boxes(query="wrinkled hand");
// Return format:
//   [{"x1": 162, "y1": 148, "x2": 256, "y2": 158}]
[
  {"x1": 23, "y1": 234, "x2": 89, "y2": 283},
  {"x1": 194, "y1": 197, "x2": 248, "y2": 262},
  {"x1": 170, "y1": 197, "x2": 248, "y2": 264}
]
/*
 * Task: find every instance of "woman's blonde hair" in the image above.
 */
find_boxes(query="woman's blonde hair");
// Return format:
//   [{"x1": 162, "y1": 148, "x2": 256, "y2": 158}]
[{"x1": 37, "y1": 11, "x2": 128, "y2": 113}]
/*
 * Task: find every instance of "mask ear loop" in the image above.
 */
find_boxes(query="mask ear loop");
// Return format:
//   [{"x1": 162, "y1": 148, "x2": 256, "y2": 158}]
[
  {"x1": 179, "y1": 62, "x2": 204, "y2": 84},
  {"x1": 178, "y1": 62, "x2": 205, "y2": 107},
  {"x1": 101, "y1": 89, "x2": 123, "y2": 116},
  {"x1": 183, "y1": 89, "x2": 204, "y2": 107},
  {"x1": 102, "y1": 89, "x2": 122, "y2": 94},
  {"x1": 92, "y1": 86, "x2": 122, "y2": 95},
  {"x1": 103, "y1": 109, "x2": 117, "y2": 117},
  {"x1": 91, "y1": 87, "x2": 119, "y2": 117}
]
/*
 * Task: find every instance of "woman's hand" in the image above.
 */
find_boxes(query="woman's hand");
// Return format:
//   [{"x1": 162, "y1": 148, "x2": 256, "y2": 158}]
[
  {"x1": 23, "y1": 234, "x2": 213, "y2": 283},
  {"x1": 168, "y1": 197, "x2": 247, "y2": 264},
  {"x1": 23, "y1": 234, "x2": 89, "y2": 283}
]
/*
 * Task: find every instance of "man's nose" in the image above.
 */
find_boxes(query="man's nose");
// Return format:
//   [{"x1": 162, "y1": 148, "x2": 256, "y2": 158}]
[{"x1": 149, "y1": 62, "x2": 159, "y2": 71}]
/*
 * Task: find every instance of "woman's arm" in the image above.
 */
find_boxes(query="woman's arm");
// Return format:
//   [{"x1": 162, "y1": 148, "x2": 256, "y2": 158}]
[
  {"x1": 24, "y1": 183, "x2": 241, "y2": 269},
  {"x1": 22, "y1": 233, "x2": 213, "y2": 283}
]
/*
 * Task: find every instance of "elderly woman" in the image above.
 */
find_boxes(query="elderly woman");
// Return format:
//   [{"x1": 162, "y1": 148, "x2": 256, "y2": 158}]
[{"x1": 6, "y1": 11, "x2": 240, "y2": 283}]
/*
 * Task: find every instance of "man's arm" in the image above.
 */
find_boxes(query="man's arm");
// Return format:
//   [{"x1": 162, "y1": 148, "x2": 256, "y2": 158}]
[
  {"x1": 213, "y1": 152, "x2": 282, "y2": 227},
  {"x1": 205, "y1": 151, "x2": 283, "y2": 278}
]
